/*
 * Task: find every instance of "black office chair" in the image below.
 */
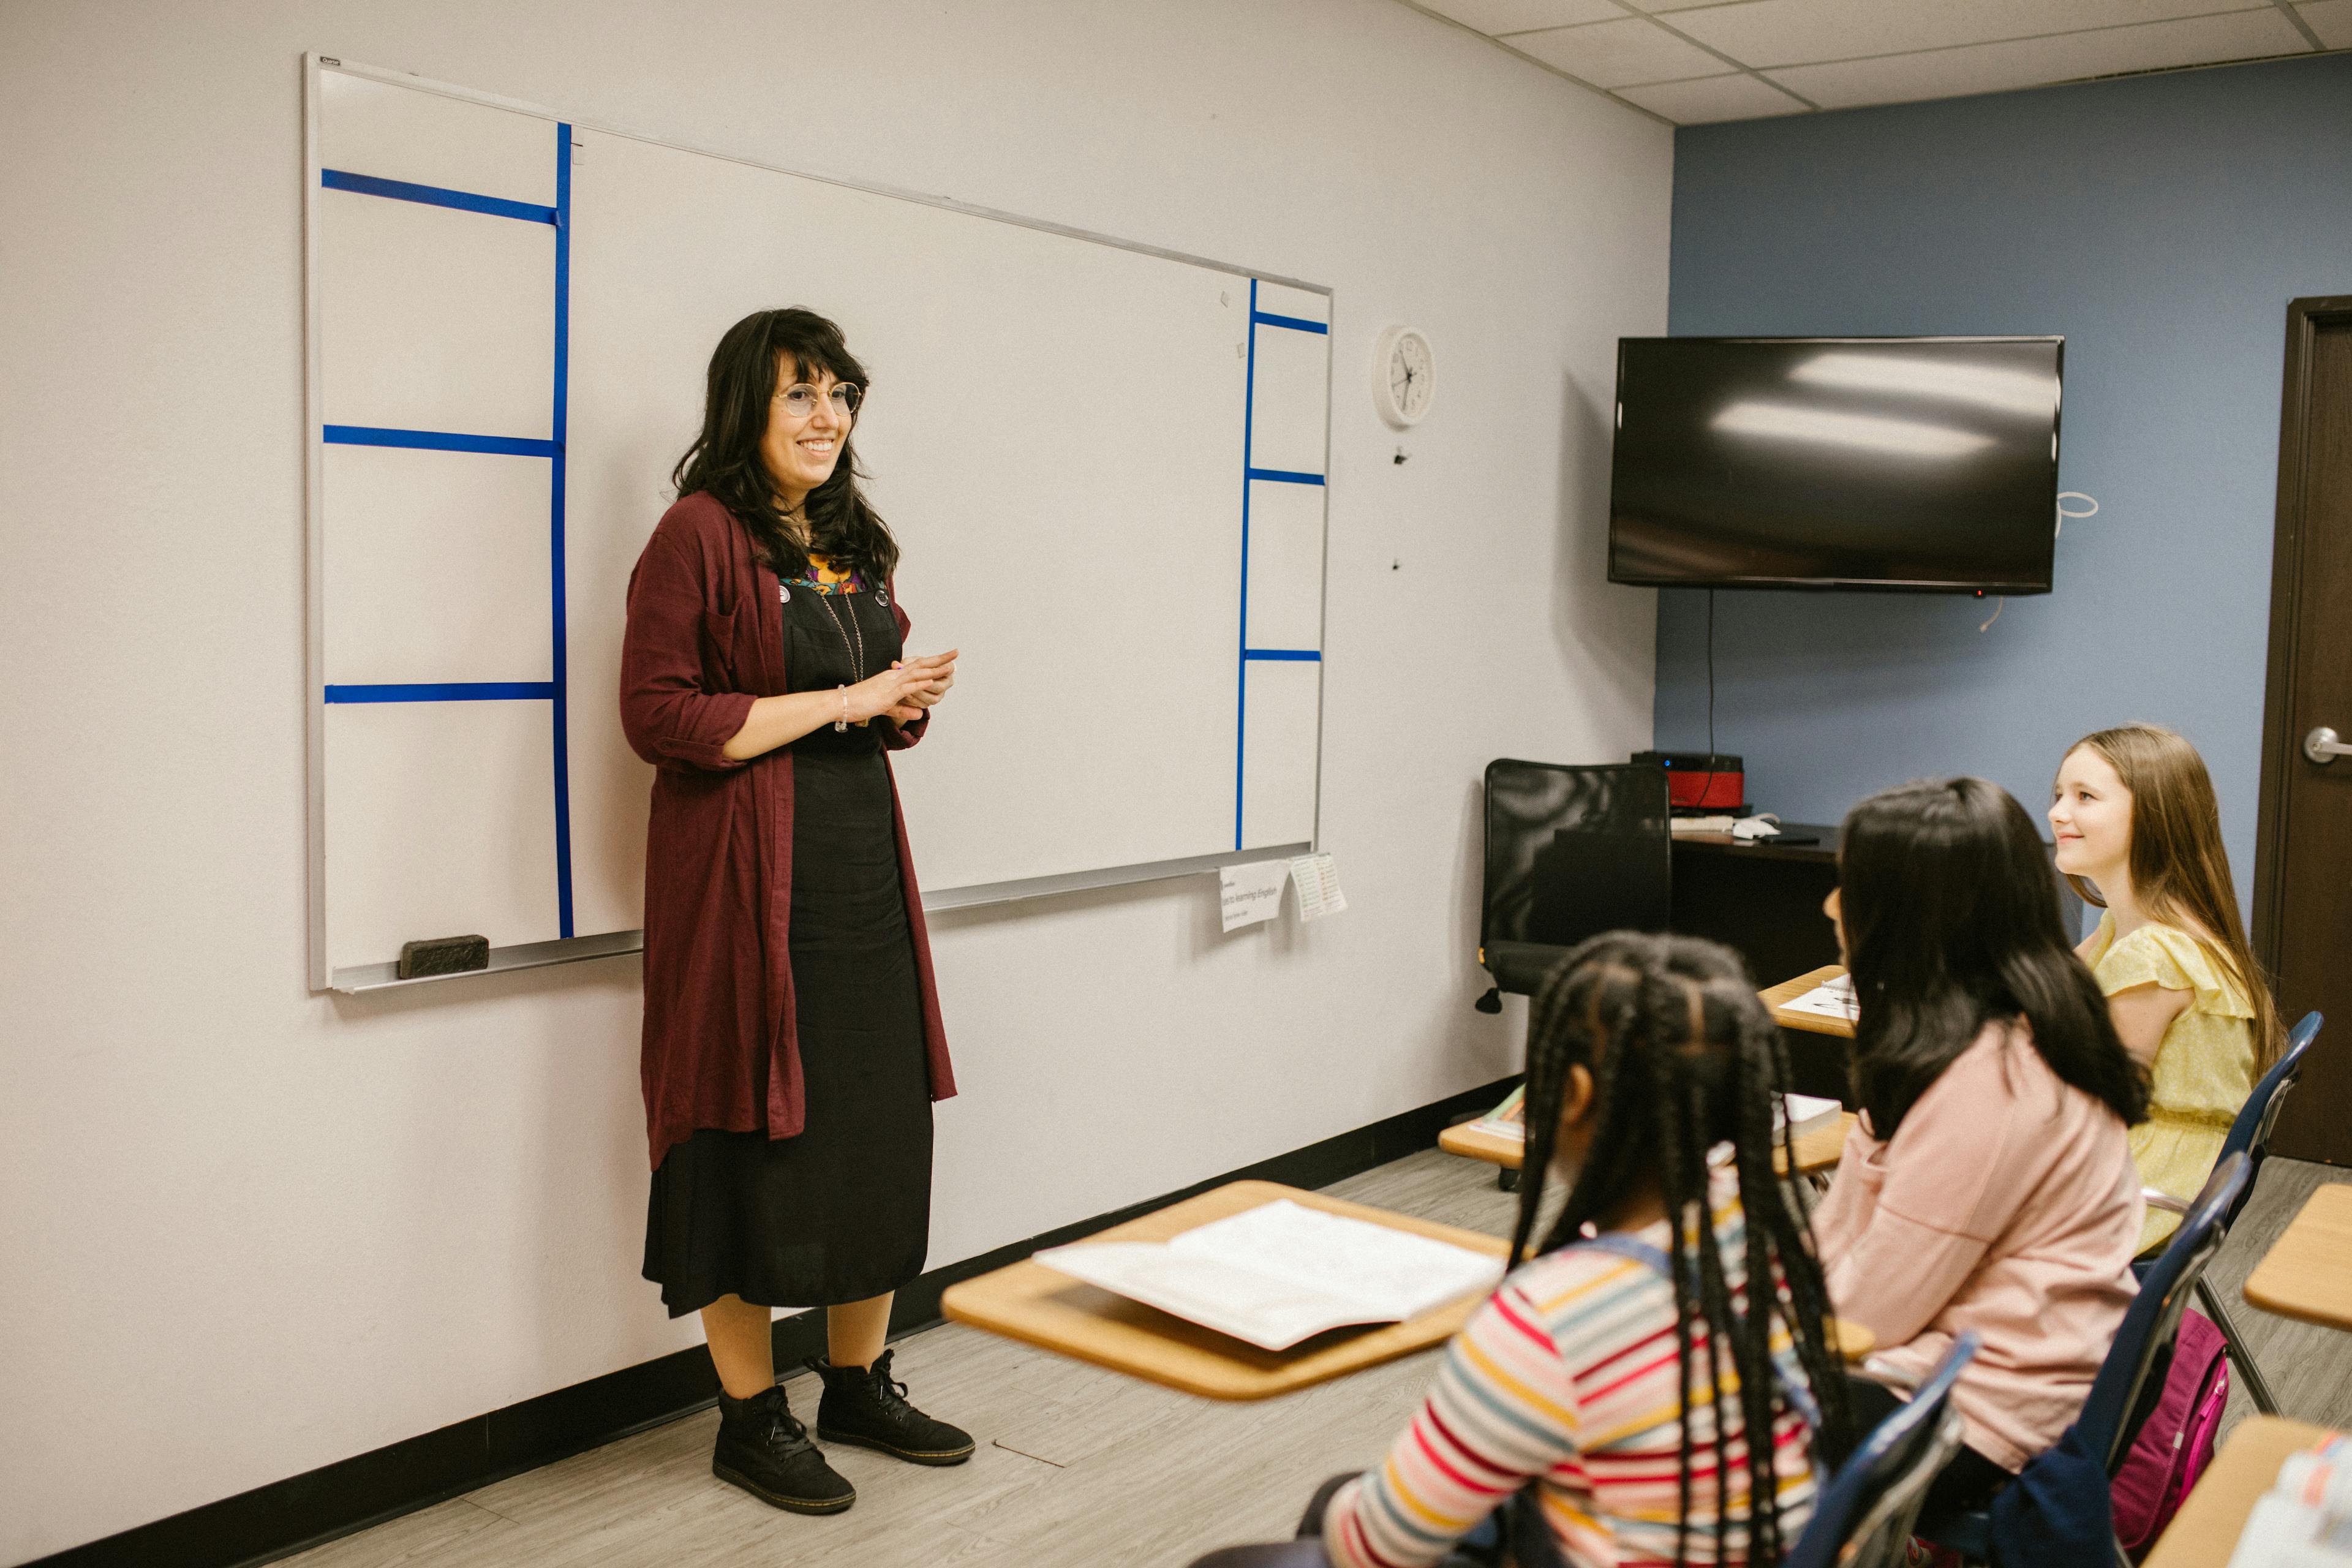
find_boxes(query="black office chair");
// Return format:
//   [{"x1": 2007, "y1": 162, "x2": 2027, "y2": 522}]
[{"x1": 1476, "y1": 760, "x2": 1672, "y2": 1011}]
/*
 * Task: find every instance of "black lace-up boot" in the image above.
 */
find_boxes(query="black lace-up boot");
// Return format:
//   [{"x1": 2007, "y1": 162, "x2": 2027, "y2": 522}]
[
  {"x1": 712, "y1": 1384, "x2": 856, "y2": 1513},
  {"x1": 808, "y1": 1349, "x2": 975, "y2": 1465}
]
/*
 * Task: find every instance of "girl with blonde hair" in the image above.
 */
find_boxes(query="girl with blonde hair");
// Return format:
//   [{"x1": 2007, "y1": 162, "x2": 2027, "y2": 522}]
[{"x1": 2049, "y1": 722, "x2": 2282, "y2": 1252}]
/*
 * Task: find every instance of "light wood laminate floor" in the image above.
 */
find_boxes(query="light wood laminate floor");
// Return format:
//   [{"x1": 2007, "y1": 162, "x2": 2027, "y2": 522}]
[{"x1": 277, "y1": 1151, "x2": 2352, "y2": 1568}]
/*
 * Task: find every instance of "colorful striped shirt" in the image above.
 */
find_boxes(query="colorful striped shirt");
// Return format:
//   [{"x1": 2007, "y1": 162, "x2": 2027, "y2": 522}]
[{"x1": 1323, "y1": 1177, "x2": 1819, "y2": 1567}]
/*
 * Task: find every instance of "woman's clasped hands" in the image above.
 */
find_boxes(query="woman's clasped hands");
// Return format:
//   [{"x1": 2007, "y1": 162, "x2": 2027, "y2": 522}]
[{"x1": 852, "y1": 649, "x2": 957, "y2": 726}]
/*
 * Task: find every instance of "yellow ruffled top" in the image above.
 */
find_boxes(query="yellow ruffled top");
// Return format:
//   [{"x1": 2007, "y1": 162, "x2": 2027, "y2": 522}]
[{"x1": 2082, "y1": 912, "x2": 2259, "y2": 1253}]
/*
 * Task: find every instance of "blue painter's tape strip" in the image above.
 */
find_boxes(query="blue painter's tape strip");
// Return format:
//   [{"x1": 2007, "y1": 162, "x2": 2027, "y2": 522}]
[
  {"x1": 1246, "y1": 467, "x2": 1325, "y2": 486},
  {"x1": 325, "y1": 682, "x2": 556, "y2": 703},
  {"x1": 325, "y1": 425, "x2": 559, "y2": 458},
  {"x1": 550, "y1": 123, "x2": 576, "y2": 940},
  {"x1": 1251, "y1": 310, "x2": 1329, "y2": 335},
  {"x1": 1243, "y1": 649, "x2": 1322, "y2": 662},
  {"x1": 321, "y1": 168, "x2": 558, "y2": 225},
  {"x1": 1236, "y1": 280, "x2": 1258, "y2": 851}
]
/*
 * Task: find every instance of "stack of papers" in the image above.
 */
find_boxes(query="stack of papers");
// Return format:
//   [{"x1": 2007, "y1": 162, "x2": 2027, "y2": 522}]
[
  {"x1": 1472, "y1": 1084, "x2": 1526, "y2": 1139},
  {"x1": 2228, "y1": 1434, "x2": 2352, "y2": 1567},
  {"x1": 1779, "y1": 1093, "x2": 1845, "y2": 1141},
  {"x1": 1033, "y1": 1199, "x2": 1504, "y2": 1351}
]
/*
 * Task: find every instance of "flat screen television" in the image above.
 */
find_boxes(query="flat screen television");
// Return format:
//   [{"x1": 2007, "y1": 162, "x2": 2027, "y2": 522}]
[{"x1": 1608, "y1": 336, "x2": 2063, "y2": 593}]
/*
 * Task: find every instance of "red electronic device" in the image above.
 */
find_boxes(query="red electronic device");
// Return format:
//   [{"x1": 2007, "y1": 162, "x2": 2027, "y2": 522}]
[{"x1": 1632, "y1": 751, "x2": 1744, "y2": 812}]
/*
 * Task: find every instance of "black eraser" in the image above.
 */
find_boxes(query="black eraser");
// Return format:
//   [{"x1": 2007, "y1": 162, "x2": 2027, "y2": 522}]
[{"x1": 398, "y1": 935, "x2": 491, "y2": 979}]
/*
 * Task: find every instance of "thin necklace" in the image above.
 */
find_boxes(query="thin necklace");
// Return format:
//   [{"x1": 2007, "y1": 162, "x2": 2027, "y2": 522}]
[{"x1": 814, "y1": 570, "x2": 865, "y2": 731}]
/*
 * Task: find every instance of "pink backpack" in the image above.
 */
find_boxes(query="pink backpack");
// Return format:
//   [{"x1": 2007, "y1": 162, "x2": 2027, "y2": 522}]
[{"x1": 2111, "y1": 1308, "x2": 2231, "y2": 1555}]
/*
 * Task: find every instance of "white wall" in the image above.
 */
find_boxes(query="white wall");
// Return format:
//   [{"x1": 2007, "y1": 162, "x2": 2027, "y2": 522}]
[{"x1": 0, "y1": 1, "x2": 1667, "y2": 1558}]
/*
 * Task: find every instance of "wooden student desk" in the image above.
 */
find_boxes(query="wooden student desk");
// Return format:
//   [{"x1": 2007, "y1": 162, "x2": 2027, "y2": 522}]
[
  {"x1": 940, "y1": 1180, "x2": 1509, "y2": 1400},
  {"x1": 1436, "y1": 1108, "x2": 1856, "y2": 1177},
  {"x1": 1759, "y1": 963, "x2": 1856, "y2": 1039},
  {"x1": 1441, "y1": 964, "x2": 1857, "y2": 1177},
  {"x1": 2242, "y1": 1182, "x2": 2352, "y2": 1331},
  {"x1": 942, "y1": 1179, "x2": 1877, "y2": 1398},
  {"x1": 2141, "y1": 1415, "x2": 2341, "y2": 1568}
]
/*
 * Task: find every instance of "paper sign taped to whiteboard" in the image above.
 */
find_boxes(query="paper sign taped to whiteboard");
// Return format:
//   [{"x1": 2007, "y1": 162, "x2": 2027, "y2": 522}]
[
  {"x1": 1219, "y1": 860, "x2": 1292, "y2": 932},
  {"x1": 1289, "y1": 853, "x2": 1347, "y2": 921}
]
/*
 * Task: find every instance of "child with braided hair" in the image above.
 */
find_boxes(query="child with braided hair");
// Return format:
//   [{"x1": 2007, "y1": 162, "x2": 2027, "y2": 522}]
[{"x1": 1304, "y1": 933, "x2": 1852, "y2": 1568}]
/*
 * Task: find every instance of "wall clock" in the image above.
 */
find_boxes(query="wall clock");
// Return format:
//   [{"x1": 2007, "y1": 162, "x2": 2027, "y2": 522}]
[{"x1": 1373, "y1": 325, "x2": 1435, "y2": 428}]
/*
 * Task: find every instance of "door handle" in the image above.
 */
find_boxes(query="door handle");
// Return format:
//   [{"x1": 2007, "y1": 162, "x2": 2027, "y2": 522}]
[{"x1": 2305, "y1": 726, "x2": 2352, "y2": 764}]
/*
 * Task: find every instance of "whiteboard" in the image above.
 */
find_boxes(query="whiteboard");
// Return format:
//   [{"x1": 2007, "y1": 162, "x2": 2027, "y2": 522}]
[{"x1": 303, "y1": 59, "x2": 1330, "y2": 991}]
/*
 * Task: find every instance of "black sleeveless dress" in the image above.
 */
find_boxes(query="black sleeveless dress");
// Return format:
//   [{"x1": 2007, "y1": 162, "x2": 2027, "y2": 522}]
[{"x1": 641, "y1": 570, "x2": 935, "y2": 1317}]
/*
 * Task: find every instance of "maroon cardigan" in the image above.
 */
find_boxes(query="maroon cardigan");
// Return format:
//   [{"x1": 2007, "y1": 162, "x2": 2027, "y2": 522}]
[{"x1": 618, "y1": 491, "x2": 956, "y2": 1170}]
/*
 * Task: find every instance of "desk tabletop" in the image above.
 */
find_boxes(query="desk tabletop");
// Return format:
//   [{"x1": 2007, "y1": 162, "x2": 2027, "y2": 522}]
[
  {"x1": 1762, "y1": 964, "x2": 1856, "y2": 1039},
  {"x1": 2242, "y1": 1182, "x2": 2352, "y2": 1330},
  {"x1": 1438, "y1": 1111, "x2": 1854, "y2": 1177},
  {"x1": 2141, "y1": 1414, "x2": 2341, "y2": 1568},
  {"x1": 1670, "y1": 822, "x2": 1840, "y2": 863},
  {"x1": 939, "y1": 1181, "x2": 1509, "y2": 1401}
]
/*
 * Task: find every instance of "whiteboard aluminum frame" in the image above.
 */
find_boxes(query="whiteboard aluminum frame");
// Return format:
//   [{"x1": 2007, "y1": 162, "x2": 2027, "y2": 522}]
[
  {"x1": 303, "y1": 53, "x2": 1332, "y2": 993},
  {"x1": 327, "y1": 843, "x2": 1313, "y2": 993}
]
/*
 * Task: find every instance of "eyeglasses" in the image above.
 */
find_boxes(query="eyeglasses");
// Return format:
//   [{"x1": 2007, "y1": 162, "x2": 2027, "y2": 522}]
[{"x1": 775, "y1": 382, "x2": 862, "y2": 418}]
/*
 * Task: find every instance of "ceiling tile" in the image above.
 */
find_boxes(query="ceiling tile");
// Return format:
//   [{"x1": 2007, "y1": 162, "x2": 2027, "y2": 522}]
[
  {"x1": 1411, "y1": 0, "x2": 1623, "y2": 36},
  {"x1": 1616, "y1": 0, "x2": 1757, "y2": 12},
  {"x1": 1504, "y1": 15, "x2": 1731, "y2": 86},
  {"x1": 1672, "y1": 0, "x2": 2268, "y2": 69},
  {"x1": 1615, "y1": 72, "x2": 1812, "y2": 122},
  {"x1": 2299, "y1": 0, "x2": 2352, "y2": 48},
  {"x1": 1763, "y1": 7, "x2": 2313, "y2": 110}
]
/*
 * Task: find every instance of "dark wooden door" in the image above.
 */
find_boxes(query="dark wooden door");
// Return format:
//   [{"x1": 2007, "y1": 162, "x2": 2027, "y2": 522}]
[{"x1": 2256, "y1": 300, "x2": 2352, "y2": 1166}]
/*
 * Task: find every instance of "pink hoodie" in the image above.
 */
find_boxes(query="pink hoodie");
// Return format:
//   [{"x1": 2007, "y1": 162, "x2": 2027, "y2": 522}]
[{"x1": 1812, "y1": 1020, "x2": 2144, "y2": 1472}]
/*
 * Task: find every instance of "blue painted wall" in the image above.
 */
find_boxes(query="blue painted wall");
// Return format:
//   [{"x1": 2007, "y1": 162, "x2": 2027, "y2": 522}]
[{"x1": 1654, "y1": 53, "x2": 2352, "y2": 896}]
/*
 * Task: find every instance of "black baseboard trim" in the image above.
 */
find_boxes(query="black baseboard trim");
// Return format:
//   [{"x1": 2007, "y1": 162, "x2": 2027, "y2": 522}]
[{"x1": 27, "y1": 1076, "x2": 1515, "y2": 1568}]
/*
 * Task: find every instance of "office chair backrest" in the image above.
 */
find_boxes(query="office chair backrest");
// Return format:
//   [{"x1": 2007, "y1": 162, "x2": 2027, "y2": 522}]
[
  {"x1": 2221, "y1": 1012, "x2": 2321, "y2": 1221},
  {"x1": 2081, "y1": 1153, "x2": 2250, "y2": 1477},
  {"x1": 1785, "y1": 1333, "x2": 1980, "y2": 1568},
  {"x1": 1481, "y1": 760, "x2": 1671, "y2": 953}
]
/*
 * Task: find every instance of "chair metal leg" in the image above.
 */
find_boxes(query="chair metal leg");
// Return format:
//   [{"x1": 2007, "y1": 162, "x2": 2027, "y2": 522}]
[{"x1": 2198, "y1": 1277, "x2": 2280, "y2": 1415}]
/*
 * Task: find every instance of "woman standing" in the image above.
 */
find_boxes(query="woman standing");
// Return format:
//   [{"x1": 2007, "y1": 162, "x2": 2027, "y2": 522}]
[{"x1": 619, "y1": 307, "x2": 967, "y2": 1517}]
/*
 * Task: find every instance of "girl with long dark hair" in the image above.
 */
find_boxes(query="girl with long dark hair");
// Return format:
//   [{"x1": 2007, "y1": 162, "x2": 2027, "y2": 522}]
[
  {"x1": 1814, "y1": 777, "x2": 2148, "y2": 1534},
  {"x1": 2052, "y1": 723, "x2": 2279, "y2": 1253},
  {"x1": 620, "y1": 308, "x2": 967, "y2": 1517},
  {"x1": 1298, "y1": 933, "x2": 1847, "y2": 1567}
]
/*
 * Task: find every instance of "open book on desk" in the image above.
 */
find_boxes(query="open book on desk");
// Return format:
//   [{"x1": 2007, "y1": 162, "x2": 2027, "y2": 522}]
[{"x1": 1033, "y1": 1198, "x2": 1506, "y2": 1352}]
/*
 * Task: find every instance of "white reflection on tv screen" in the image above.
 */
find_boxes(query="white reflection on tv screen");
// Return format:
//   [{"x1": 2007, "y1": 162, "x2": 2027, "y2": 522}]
[{"x1": 1608, "y1": 337, "x2": 2062, "y2": 593}]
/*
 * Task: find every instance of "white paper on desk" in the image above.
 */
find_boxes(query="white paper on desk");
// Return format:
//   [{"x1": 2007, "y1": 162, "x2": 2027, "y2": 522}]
[
  {"x1": 1782, "y1": 984, "x2": 1859, "y2": 1023},
  {"x1": 2225, "y1": 1438, "x2": 2352, "y2": 1568},
  {"x1": 1218, "y1": 859, "x2": 1292, "y2": 932},
  {"x1": 1289, "y1": 853, "x2": 1348, "y2": 921},
  {"x1": 1032, "y1": 1199, "x2": 1503, "y2": 1351},
  {"x1": 2225, "y1": 1493, "x2": 2352, "y2": 1568}
]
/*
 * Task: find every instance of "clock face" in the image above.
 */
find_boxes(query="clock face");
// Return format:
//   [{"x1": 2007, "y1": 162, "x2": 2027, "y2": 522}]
[{"x1": 1378, "y1": 328, "x2": 1434, "y2": 426}]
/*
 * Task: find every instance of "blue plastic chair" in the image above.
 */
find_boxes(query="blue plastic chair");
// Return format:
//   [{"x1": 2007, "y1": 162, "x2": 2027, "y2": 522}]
[
  {"x1": 2143, "y1": 1010, "x2": 2321, "y2": 1414},
  {"x1": 1785, "y1": 1333, "x2": 1980, "y2": 1568},
  {"x1": 1932, "y1": 1152, "x2": 2252, "y2": 1567}
]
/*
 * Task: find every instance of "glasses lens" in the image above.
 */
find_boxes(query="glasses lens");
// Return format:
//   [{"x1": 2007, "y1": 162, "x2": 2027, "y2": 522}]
[{"x1": 779, "y1": 384, "x2": 859, "y2": 416}]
